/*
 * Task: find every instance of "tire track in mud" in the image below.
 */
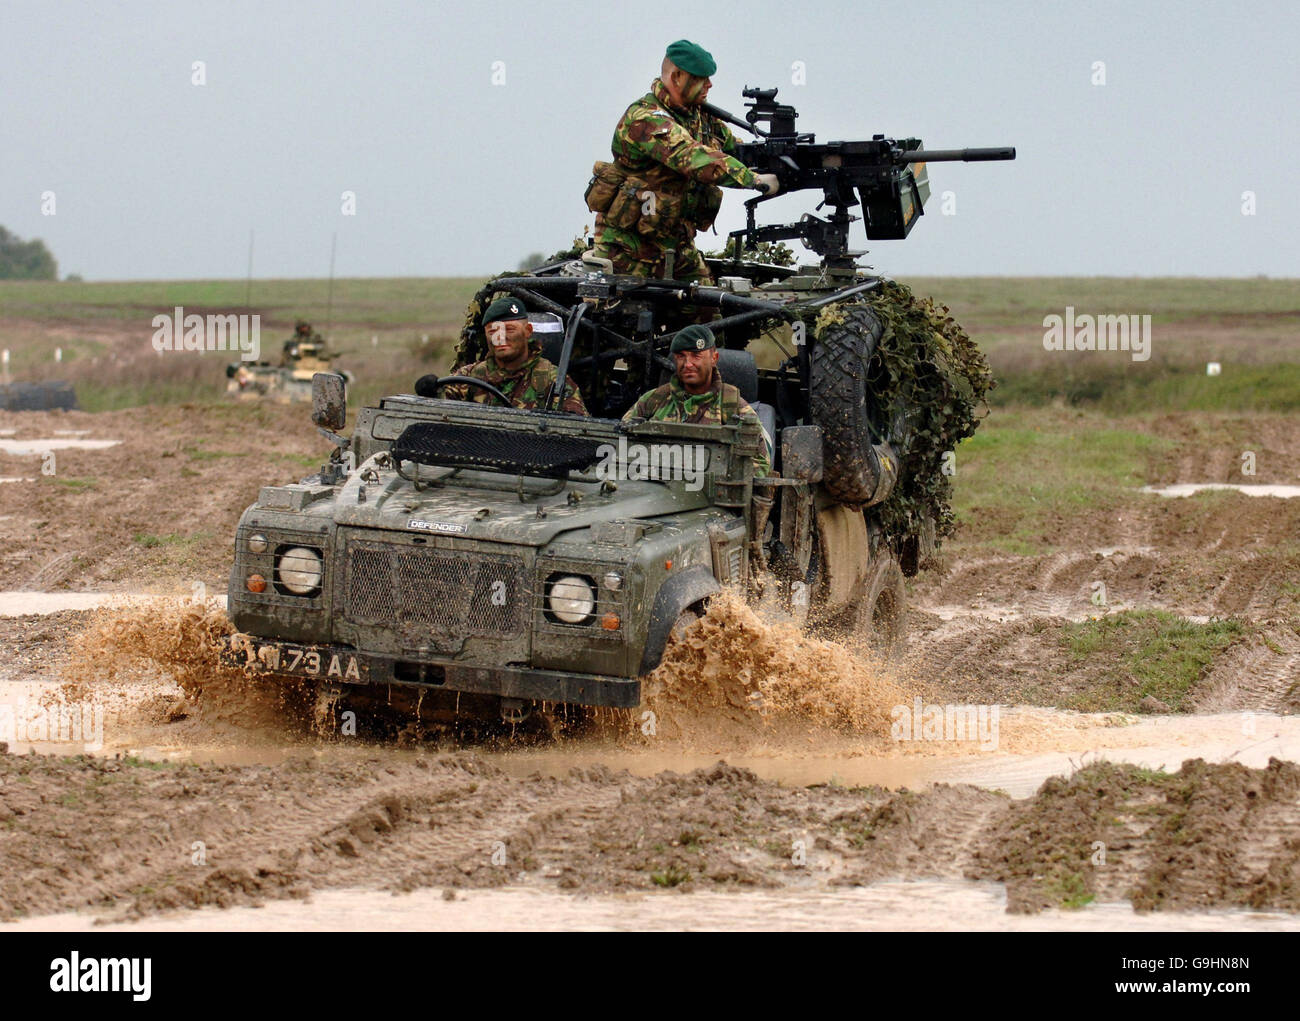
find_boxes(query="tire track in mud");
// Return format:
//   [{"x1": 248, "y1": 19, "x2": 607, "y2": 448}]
[
  {"x1": 1194, "y1": 624, "x2": 1300, "y2": 714},
  {"x1": 6, "y1": 751, "x2": 1300, "y2": 920},
  {"x1": 918, "y1": 545, "x2": 1299, "y2": 621},
  {"x1": 970, "y1": 758, "x2": 1300, "y2": 914},
  {"x1": 909, "y1": 490, "x2": 1300, "y2": 712}
]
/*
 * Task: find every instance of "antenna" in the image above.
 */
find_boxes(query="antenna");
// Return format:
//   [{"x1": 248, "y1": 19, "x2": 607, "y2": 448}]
[
  {"x1": 244, "y1": 229, "x2": 254, "y2": 310},
  {"x1": 325, "y1": 232, "x2": 337, "y2": 338}
]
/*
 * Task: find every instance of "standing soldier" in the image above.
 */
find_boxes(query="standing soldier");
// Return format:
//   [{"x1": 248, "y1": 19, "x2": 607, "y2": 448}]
[
  {"x1": 282, "y1": 319, "x2": 325, "y2": 365},
  {"x1": 422, "y1": 297, "x2": 588, "y2": 415},
  {"x1": 584, "y1": 39, "x2": 779, "y2": 284},
  {"x1": 622, "y1": 324, "x2": 771, "y2": 477}
]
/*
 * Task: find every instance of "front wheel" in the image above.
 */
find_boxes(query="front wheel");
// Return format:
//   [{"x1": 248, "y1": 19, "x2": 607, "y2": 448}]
[{"x1": 667, "y1": 607, "x2": 702, "y2": 647}]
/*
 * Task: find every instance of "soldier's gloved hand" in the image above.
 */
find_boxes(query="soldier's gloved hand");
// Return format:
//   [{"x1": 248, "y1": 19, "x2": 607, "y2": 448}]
[{"x1": 755, "y1": 173, "x2": 780, "y2": 196}]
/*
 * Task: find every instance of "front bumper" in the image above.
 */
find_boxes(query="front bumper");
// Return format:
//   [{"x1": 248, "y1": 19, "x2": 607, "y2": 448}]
[{"x1": 220, "y1": 634, "x2": 640, "y2": 709}]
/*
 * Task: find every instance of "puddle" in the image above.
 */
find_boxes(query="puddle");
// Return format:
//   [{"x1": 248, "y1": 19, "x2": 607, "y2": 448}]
[
  {"x1": 4, "y1": 882, "x2": 1294, "y2": 932},
  {"x1": 0, "y1": 591, "x2": 225, "y2": 616},
  {"x1": 85, "y1": 710, "x2": 1296, "y2": 801},
  {"x1": 1142, "y1": 483, "x2": 1300, "y2": 499},
  {"x1": 482, "y1": 713, "x2": 1300, "y2": 797},
  {"x1": 0, "y1": 439, "x2": 121, "y2": 455}
]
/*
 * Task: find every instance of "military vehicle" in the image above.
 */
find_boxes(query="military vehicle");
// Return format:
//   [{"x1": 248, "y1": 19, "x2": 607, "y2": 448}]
[
  {"x1": 0, "y1": 380, "x2": 78, "y2": 411},
  {"x1": 222, "y1": 88, "x2": 1012, "y2": 726},
  {"x1": 225, "y1": 320, "x2": 352, "y2": 403}
]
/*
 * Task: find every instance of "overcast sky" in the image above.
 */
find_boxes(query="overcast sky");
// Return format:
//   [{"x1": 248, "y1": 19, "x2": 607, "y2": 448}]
[{"x1": 2, "y1": 0, "x2": 1296, "y2": 280}]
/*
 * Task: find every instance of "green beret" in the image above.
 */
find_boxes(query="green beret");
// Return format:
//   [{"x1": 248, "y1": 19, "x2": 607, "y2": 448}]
[
  {"x1": 670, "y1": 324, "x2": 717, "y2": 353},
  {"x1": 483, "y1": 297, "x2": 528, "y2": 325},
  {"x1": 666, "y1": 39, "x2": 716, "y2": 78}
]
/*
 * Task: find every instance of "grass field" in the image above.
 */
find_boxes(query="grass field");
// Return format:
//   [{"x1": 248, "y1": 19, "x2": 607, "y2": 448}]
[
  {"x1": 2, "y1": 274, "x2": 1296, "y2": 411},
  {"x1": 2, "y1": 277, "x2": 1296, "y2": 506}
]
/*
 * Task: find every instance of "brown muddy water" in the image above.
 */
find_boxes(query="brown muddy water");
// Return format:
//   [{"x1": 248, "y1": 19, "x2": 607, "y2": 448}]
[{"x1": 1, "y1": 591, "x2": 1297, "y2": 930}]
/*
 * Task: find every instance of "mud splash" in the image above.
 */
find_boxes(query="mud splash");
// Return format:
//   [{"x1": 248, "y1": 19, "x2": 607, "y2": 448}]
[
  {"x1": 52, "y1": 599, "x2": 308, "y2": 736},
  {"x1": 633, "y1": 589, "x2": 909, "y2": 748}
]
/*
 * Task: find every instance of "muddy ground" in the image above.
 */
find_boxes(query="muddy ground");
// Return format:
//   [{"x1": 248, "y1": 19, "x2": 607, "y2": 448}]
[{"x1": 0, "y1": 391, "x2": 1298, "y2": 928}]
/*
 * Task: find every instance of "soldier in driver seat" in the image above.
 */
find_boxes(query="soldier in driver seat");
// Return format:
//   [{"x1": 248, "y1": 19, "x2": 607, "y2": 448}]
[{"x1": 419, "y1": 297, "x2": 588, "y2": 415}]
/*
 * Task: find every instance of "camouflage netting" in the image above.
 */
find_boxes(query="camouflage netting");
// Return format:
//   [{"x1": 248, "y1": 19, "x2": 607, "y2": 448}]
[{"x1": 807, "y1": 279, "x2": 994, "y2": 549}]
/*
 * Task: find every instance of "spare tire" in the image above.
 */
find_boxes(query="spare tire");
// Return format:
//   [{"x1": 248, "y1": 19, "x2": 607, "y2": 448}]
[{"x1": 809, "y1": 306, "x2": 901, "y2": 505}]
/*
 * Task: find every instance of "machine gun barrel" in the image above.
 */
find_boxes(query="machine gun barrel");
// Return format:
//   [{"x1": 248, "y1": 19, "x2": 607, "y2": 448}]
[
  {"x1": 899, "y1": 147, "x2": 1016, "y2": 163},
  {"x1": 713, "y1": 86, "x2": 1016, "y2": 269}
]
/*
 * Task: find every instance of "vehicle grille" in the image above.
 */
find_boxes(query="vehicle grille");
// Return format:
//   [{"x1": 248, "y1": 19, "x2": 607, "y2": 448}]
[{"x1": 345, "y1": 540, "x2": 525, "y2": 637}]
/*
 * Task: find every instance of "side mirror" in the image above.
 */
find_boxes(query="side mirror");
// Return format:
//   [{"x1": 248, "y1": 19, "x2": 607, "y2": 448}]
[{"x1": 312, "y1": 372, "x2": 347, "y2": 431}]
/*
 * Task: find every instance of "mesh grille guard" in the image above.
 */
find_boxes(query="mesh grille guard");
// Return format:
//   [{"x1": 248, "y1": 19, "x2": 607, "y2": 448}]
[{"x1": 391, "y1": 421, "x2": 605, "y2": 478}]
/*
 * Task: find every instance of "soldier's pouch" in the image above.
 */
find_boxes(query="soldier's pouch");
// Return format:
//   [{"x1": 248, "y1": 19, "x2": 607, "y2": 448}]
[
  {"x1": 603, "y1": 175, "x2": 655, "y2": 232},
  {"x1": 684, "y1": 183, "x2": 724, "y2": 233},
  {"x1": 584, "y1": 161, "x2": 623, "y2": 215},
  {"x1": 636, "y1": 188, "x2": 683, "y2": 238}
]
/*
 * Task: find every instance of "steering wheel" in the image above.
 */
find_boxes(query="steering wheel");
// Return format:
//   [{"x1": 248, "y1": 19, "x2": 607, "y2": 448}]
[{"x1": 415, "y1": 374, "x2": 514, "y2": 408}]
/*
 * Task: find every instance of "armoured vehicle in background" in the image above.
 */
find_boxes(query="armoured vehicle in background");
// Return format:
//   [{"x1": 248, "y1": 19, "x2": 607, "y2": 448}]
[
  {"x1": 225, "y1": 320, "x2": 353, "y2": 403},
  {"x1": 222, "y1": 89, "x2": 1012, "y2": 726},
  {"x1": 0, "y1": 380, "x2": 78, "y2": 411}
]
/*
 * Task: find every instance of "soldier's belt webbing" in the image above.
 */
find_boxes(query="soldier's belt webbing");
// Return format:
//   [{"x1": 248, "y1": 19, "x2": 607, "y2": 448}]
[{"x1": 392, "y1": 422, "x2": 604, "y2": 478}]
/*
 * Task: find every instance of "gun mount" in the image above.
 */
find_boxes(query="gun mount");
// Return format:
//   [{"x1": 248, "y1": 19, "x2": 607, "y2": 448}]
[{"x1": 705, "y1": 87, "x2": 1016, "y2": 276}]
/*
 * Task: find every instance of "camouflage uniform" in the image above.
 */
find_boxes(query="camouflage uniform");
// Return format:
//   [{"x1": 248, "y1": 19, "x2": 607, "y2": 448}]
[
  {"x1": 447, "y1": 342, "x2": 588, "y2": 415},
  {"x1": 585, "y1": 78, "x2": 759, "y2": 283},
  {"x1": 622, "y1": 374, "x2": 771, "y2": 476}
]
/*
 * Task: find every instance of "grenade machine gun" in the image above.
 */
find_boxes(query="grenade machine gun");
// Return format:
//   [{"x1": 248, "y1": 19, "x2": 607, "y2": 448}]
[{"x1": 704, "y1": 87, "x2": 1016, "y2": 277}]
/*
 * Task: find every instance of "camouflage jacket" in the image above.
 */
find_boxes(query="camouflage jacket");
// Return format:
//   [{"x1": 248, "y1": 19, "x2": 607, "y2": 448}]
[
  {"x1": 613, "y1": 79, "x2": 757, "y2": 190},
  {"x1": 603, "y1": 79, "x2": 758, "y2": 238},
  {"x1": 447, "y1": 345, "x2": 588, "y2": 415},
  {"x1": 622, "y1": 374, "x2": 771, "y2": 477}
]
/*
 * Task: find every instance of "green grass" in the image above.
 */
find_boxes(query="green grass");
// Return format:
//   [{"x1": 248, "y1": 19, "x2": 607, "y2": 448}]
[
  {"x1": 1043, "y1": 871, "x2": 1095, "y2": 910},
  {"x1": 182, "y1": 446, "x2": 247, "y2": 461},
  {"x1": 1060, "y1": 610, "x2": 1247, "y2": 712},
  {"x1": 4, "y1": 275, "x2": 1296, "y2": 414},
  {"x1": 0, "y1": 276, "x2": 483, "y2": 328},
  {"x1": 949, "y1": 413, "x2": 1174, "y2": 554},
  {"x1": 120, "y1": 755, "x2": 177, "y2": 770},
  {"x1": 270, "y1": 451, "x2": 323, "y2": 469},
  {"x1": 650, "y1": 864, "x2": 692, "y2": 888},
  {"x1": 1127, "y1": 766, "x2": 1172, "y2": 784},
  {"x1": 898, "y1": 276, "x2": 1300, "y2": 322},
  {"x1": 53, "y1": 477, "x2": 98, "y2": 492},
  {"x1": 991, "y1": 362, "x2": 1300, "y2": 414}
]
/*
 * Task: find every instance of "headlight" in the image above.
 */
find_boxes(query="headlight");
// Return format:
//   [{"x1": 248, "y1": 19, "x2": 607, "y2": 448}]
[
  {"x1": 602, "y1": 571, "x2": 623, "y2": 591},
  {"x1": 278, "y1": 546, "x2": 323, "y2": 594},
  {"x1": 548, "y1": 575, "x2": 595, "y2": 624},
  {"x1": 247, "y1": 533, "x2": 268, "y2": 554}
]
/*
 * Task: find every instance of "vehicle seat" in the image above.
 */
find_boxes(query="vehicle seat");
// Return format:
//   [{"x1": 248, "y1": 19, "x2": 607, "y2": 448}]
[
  {"x1": 717, "y1": 348, "x2": 775, "y2": 461},
  {"x1": 530, "y1": 312, "x2": 566, "y2": 364},
  {"x1": 717, "y1": 347, "x2": 759, "y2": 403}
]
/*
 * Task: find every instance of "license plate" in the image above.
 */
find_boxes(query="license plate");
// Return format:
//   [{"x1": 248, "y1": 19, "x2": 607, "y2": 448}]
[{"x1": 231, "y1": 637, "x2": 367, "y2": 682}]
